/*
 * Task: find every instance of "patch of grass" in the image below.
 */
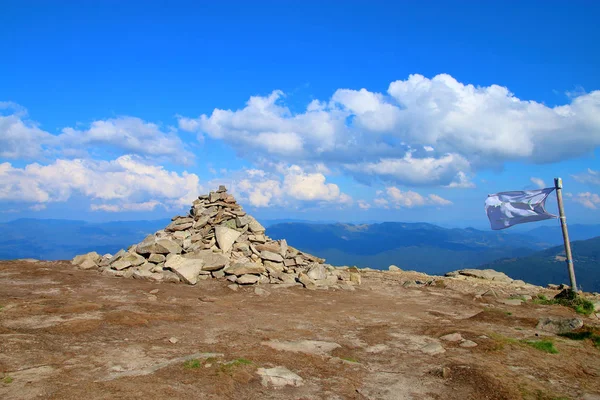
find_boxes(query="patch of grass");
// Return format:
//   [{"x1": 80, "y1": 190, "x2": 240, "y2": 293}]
[
  {"x1": 218, "y1": 358, "x2": 253, "y2": 375},
  {"x1": 559, "y1": 328, "x2": 600, "y2": 350},
  {"x1": 3, "y1": 376, "x2": 13, "y2": 384},
  {"x1": 183, "y1": 359, "x2": 202, "y2": 369},
  {"x1": 340, "y1": 356, "x2": 359, "y2": 363},
  {"x1": 533, "y1": 292, "x2": 595, "y2": 316},
  {"x1": 522, "y1": 339, "x2": 558, "y2": 354}
]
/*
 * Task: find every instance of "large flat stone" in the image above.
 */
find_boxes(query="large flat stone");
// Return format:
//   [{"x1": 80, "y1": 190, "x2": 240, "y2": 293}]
[
  {"x1": 224, "y1": 262, "x2": 266, "y2": 276},
  {"x1": 257, "y1": 366, "x2": 303, "y2": 388},
  {"x1": 184, "y1": 250, "x2": 229, "y2": 271},
  {"x1": 261, "y1": 251, "x2": 283, "y2": 263},
  {"x1": 237, "y1": 274, "x2": 260, "y2": 284},
  {"x1": 164, "y1": 255, "x2": 204, "y2": 285},
  {"x1": 262, "y1": 340, "x2": 341, "y2": 355},
  {"x1": 215, "y1": 226, "x2": 241, "y2": 252},
  {"x1": 536, "y1": 317, "x2": 583, "y2": 334}
]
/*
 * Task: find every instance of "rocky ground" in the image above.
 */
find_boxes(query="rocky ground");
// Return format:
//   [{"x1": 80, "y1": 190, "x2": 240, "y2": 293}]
[{"x1": 1, "y1": 259, "x2": 600, "y2": 400}]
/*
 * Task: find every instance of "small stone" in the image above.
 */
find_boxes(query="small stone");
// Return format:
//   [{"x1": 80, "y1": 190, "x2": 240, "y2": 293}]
[
  {"x1": 460, "y1": 340, "x2": 477, "y2": 348},
  {"x1": 254, "y1": 287, "x2": 271, "y2": 297},
  {"x1": 388, "y1": 265, "x2": 402, "y2": 271},
  {"x1": 307, "y1": 264, "x2": 328, "y2": 281},
  {"x1": 148, "y1": 253, "x2": 166, "y2": 264},
  {"x1": 237, "y1": 274, "x2": 260, "y2": 285},
  {"x1": 149, "y1": 289, "x2": 160, "y2": 294},
  {"x1": 169, "y1": 337, "x2": 179, "y2": 344},
  {"x1": 227, "y1": 284, "x2": 239, "y2": 291},
  {"x1": 440, "y1": 333, "x2": 463, "y2": 342},
  {"x1": 257, "y1": 366, "x2": 303, "y2": 388},
  {"x1": 224, "y1": 262, "x2": 266, "y2": 276},
  {"x1": 442, "y1": 367, "x2": 451, "y2": 379},
  {"x1": 111, "y1": 260, "x2": 132, "y2": 271},
  {"x1": 420, "y1": 342, "x2": 445, "y2": 355}
]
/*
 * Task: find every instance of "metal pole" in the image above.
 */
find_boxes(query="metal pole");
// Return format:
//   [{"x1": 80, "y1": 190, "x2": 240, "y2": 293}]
[{"x1": 554, "y1": 177, "x2": 577, "y2": 292}]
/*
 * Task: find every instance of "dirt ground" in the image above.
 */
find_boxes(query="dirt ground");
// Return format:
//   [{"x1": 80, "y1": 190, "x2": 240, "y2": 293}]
[{"x1": 1, "y1": 260, "x2": 599, "y2": 400}]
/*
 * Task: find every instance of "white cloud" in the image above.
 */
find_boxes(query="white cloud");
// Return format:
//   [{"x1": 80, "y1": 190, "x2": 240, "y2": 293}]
[
  {"x1": 428, "y1": 194, "x2": 453, "y2": 206},
  {"x1": 0, "y1": 110, "x2": 57, "y2": 160},
  {"x1": 220, "y1": 165, "x2": 352, "y2": 208},
  {"x1": 345, "y1": 152, "x2": 471, "y2": 187},
  {"x1": 0, "y1": 156, "x2": 203, "y2": 211},
  {"x1": 178, "y1": 74, "x2": 600, "y2": 187},
  {"x1": 60, "y1": 117, "x2": 194, "y2": 164},
  {"x1": 573, "y1": 192, "x2": 600, "y2": 209},
  {"x1": 373, "y1": 197, "x2": 389, "y2": 208},
  {"x1": 357, "y1": 200, "x2": 371, "y2": 210},
  {"x1": 374, "y1": 186, "x2": 452, "y2": 208},
  {"x1": 530, "y1": 177, "x2": 546, "y2": 189},
  {"x1": 445, "y1": 171, "x2": 476, "y2": 188},
  {"x1": 572, "y1": 168, "x2": 600, "y2": 186},
  {"x1": 90, "y1": 200, "x2": 161, "y2": 212},
  {"x1": 0, "y1": 105, "x2": 193, "y2": 164}
]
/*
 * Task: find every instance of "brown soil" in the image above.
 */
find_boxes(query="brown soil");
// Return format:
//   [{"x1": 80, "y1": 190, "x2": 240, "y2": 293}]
[{"x1": 1, "y1": 260, "x2": 599, "y2": 400}]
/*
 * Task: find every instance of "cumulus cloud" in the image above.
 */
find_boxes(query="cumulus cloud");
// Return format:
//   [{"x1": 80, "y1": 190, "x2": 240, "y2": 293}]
[
  {"x1": 179, "y1": 74, "x2": 600, "y2": 187},
  {"x1": 0, "y1": 106, "x2": 57, "y2": 160},
  {"x1": 0, "y1": 156, "x2": 203, "y2": 211},
  {"x1": 60, "y1": 117, "x2": 194, "y2": 164},
  {"x1": 573, "y1": 192, "x2": 600, "y2": 209},
  {"x1": 218, "y1": 165, "x2": 352, "y2": 208},
  {"x1": 374, "y1": 187, "x2": 452, "y2": 208},
  {"x1": 530, "y1": 177, "x2": 546, "y2": 189},
  {"x1": 357, "y1": 200, "x2": 371, "y2": 210},
  {"x1": 0, "y1": 104, "x2": 193, "y2": 164},
  {"x1": 572, "y1": 168, "x2": 600, "y2": 186}
]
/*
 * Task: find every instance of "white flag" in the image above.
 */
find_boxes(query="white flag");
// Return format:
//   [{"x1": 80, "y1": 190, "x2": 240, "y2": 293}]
[{"x1": 485, "y1": 188, "x2": 557, "y2": 230}]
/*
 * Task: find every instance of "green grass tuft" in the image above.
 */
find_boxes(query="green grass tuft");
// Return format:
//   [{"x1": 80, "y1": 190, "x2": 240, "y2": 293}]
[
  {"x1": 559, "y1": 328, "x2": 600, "y2": 350},
  {"x1": 340, "y1": 356, "x2": 359, "y2": 363},
  {"x1": 533, "y1": 293, "x2": 595, "y2": 316},
  {"x1": 183, "y1": 359, "x2": 202, "y2": 369},
  {"x1": 3, "y1": 376, "x2": 13, "y2": 384},
  {"x1": 522, "y1": 339, "x2": 558, "y2": 354}
]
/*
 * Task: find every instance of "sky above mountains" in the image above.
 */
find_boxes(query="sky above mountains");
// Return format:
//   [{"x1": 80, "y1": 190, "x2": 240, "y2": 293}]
[{"x1": 1, "y1": 1, "x2": 600, "y2": 228}]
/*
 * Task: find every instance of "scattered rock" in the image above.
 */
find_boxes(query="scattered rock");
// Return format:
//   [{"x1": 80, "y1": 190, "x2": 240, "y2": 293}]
[
  {"x1": 447, "y1": 269, "x2": 513, "y2": 283},
  {"x1": 254, "y1": 287, "x2": 271, "y2": 297},
  {"x1": 388, "y1": 265, "x2": 401, "y2": 271},
  {"x1": 169, "y1": 337, "x2": 179, "y2": 344},
  {"x1": 257, "y1": 366, "x2": 303, "y2": 388},
  {"x1": 420, "y1": 342, "x2": 445, "y2": 355},
  {"x1": 440, "y1": 333, "x2": 463, "y2": 342},
  {"x1": 237, "y1": 274, "x2": 260, "y2": 285},
  {"x1": 536, "y1": 317, "x2": 584, "y2": 334},
  {"x1": 262, "y1": 340, "x2": 341, "y2": 355},
  {"x1": 460, "y1": 340, "x2": 477, "y2": 348}
]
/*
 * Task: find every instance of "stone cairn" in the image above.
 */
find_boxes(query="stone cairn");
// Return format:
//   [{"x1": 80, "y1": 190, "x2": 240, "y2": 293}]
[{"x1": 72, "y1": 186, "x2": 361, "y2": 289}]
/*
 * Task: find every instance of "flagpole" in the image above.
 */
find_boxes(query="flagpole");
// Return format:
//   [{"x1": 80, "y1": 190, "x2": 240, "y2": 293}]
[{"x1": 554, "y1": 177, "x2": 577, "y2": 292}]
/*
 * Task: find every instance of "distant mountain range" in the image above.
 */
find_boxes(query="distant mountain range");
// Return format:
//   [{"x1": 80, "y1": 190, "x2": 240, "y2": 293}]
[
  {"x1": 0, "y1": 218, "x2": 170, "y2": 260},
  {"x1": 1, "y1": 219, "x2": 599, "y2": 285},
  {"x1": 266, "y1": 222, "x2": 546, "y2": 274},
  {"x1": 478, "y1": 236, "x2": 600, "y2": 293}
]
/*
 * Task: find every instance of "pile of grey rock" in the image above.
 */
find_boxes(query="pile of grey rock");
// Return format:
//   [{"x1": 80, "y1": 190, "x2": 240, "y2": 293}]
[{"x1": 72, "y1": 186, "x2": 361, "y2": 289}]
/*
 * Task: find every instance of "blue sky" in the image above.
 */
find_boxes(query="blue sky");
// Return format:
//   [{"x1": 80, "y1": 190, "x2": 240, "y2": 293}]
[{"x1": 1, "y1": 1, "x2": 600, "y2": 228}]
